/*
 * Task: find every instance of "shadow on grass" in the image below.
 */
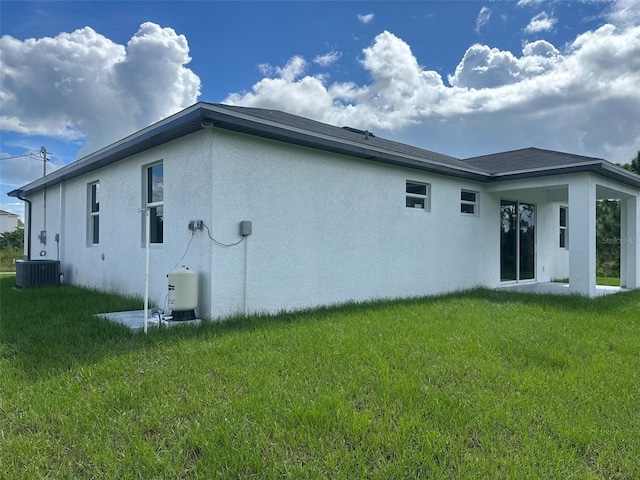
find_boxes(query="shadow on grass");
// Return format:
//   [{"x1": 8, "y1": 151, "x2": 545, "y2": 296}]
[{"x1": 1, "y1": 274, "x2": 638, "y2": 381}]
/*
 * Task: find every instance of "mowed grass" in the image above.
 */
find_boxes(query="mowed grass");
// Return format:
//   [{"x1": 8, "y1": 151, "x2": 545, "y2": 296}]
[{"x1": 1, "y1": 276, "x2": 639, "y2": 479}]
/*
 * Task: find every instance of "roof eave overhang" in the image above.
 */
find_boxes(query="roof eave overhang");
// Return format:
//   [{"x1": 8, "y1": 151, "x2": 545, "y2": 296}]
[
  {"x1": 12, "y1": 104, "x2": 206, "y2": 196},
  {"x1": 10, "y1": 102, "x2": 640, "y2": 197},
  {"x1": 199, "y1": 106, "x2": 489, "y2": 181},
  {"x1": 489, "y1": 161, "x2": 640, "y2": 189},
  {"x1": 12, "y1": 103, "x2": 490, "y2": 197}
]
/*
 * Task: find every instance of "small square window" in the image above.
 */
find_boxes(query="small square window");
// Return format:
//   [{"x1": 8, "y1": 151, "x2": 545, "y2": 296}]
[
  {"x1": 406, "y1": 181, "x2": 430, "y2": 211},
  {"x1": 461, "y1": 190, "x2": 478, "y2": 215}
]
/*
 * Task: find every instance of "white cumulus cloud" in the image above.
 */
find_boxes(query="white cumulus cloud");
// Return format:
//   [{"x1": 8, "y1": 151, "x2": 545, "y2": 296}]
[
  {"x1": 476, "y1": 6, "x2": 492, "y2": 33},
  {"x1": 448, "y1": 40, "x2": 561, "y2": 88},
  {"x1": 358, "y1": 13, "x2": 375, "y2": 24},
  {"x1": 0, "y1": 22, "x2": 201, "y2": 157},
  {"x1": 225, "y1": 25, "x2": 640, "y2": 163},
  {"x1": 525, "y1": 12, "x2": 557, "y2": 34},
  {"x1": 314, "y1": 51, "x2": 341, "y2": 67},
  {"x1": 607, "y1": 0, "x2": 640, "y2": 27},
  {"x1": 517, "y1": 0, "x2": 546, "y2": 6},
  {"x1": 0, "y1": 152, "x2": 63, "y2": 188},
  {"x1": 276, "y1": 55, "x2": 307, "y2": 82}
]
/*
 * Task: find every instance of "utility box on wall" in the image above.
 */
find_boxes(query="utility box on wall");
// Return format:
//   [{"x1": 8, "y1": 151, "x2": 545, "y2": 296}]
[
  {"x1": 16, "y1": 260, "x2": 61, "y2": 287},
  {"x1": 239, "y1": 220, "x2": 252, "y2": 236}
]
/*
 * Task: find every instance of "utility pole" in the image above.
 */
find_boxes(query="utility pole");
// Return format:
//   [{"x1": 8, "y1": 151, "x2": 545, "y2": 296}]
[
  {"x1": 40, "y1": 147, "x2": 48, "y2": 249},
  {"x1": 41, "y1": 146, "x2": 48, "y2": 176}
]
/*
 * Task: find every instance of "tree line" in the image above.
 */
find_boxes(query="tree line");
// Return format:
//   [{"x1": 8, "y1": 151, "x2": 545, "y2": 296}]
[{"x1": 0, "y1": 219, "x2": 24, "y2": 250}]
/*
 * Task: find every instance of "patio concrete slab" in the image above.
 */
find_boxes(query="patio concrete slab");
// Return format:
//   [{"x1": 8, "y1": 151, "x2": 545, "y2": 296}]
[
  {"x1": 96, "y1": 310, "x2": 202, "y2": 332},
  {"x1": 497, "y1": 282, "x2": 627, "y2": 296}
]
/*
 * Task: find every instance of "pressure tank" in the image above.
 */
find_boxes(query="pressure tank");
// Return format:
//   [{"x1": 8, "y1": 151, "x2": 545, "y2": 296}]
[{"x1": 168, "y1": 266, "x2": 198, "y2": 320}]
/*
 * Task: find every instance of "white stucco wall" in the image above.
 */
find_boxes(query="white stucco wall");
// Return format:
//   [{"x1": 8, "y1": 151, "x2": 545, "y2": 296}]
[
  {"x1": 27, "y1": 185, "x2": 62, "y2": 260},
  {"x1": 0, "y1": 212, "x2": 19, "y2": 234},
  {"x1": 26, "y1": 133, "x2": 214, "y2": 314},
  {"x1": 23, "y1": 127, "x2": 640, "y2": 315},
  {"x1": 205, "y1": 129, "x2": 497, "y2": 317},
  {"x1": 25, "y1": 128, "x2": 500, "y2": 318}
]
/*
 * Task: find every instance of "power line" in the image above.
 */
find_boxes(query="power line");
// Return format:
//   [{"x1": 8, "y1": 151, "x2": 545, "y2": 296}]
[
  {"x1": 0, "y1": 152, "x2": 38, "y2": 160},
  {"x1": 0, "y1": 152, "x2": 53, "y2": 161}
]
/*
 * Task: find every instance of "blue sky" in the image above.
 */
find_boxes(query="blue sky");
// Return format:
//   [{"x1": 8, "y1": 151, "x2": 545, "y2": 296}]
[{"x1": 2, "y1": 0, "x2": 640, "y2": 218}]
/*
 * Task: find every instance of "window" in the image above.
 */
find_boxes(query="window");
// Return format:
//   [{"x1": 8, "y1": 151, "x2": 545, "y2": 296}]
[
  {"x1": 406, "y1": 180, "x2": 430, "y2": 211},
  {"x1": 145, "y1": 163, "x2": 163, "y2": 244},
  {"x1": 559, "y1": 206, "x2": 568, "y2": 249},
  {"x1": 461, "y1": 190, "x2": 478, "y2": 215},
  {"x1": 88, "y1": 182, "x2": 99, "y2": 245}
]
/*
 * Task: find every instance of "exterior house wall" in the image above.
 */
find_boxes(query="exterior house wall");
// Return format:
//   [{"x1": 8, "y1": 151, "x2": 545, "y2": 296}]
[
  {"x1": 544, "y1": 203, "x2": 570, "y2": 282},
  {"x1": 0, "y1": 211, "x2": 19, "y2": 234},
  {"x1": 25, "y1": 128, "x2": 498, "y2": 318},
  {"x1": 620, "y1": 195, "x2": 640, "y2": 289},
  {"x1": 21, "y1": 123, "x2": 640, "y2": 314},
  {"x1": 27, "y1": 186, "x2": 62, "y2": 260},
  {"x1": 26, "y1": 132, "x2": 215, "y2": 313},
  {"x1": 205, "y1": 129, "x2": 497, "y2": 317}
]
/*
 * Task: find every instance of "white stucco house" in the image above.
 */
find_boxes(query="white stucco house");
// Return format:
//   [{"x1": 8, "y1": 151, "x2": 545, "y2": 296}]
[
  {"x1": 9, "y1": 102, "x2": 640, "y2": 319},
  {"x1": 0, "y1": 209, "x2": 20, "y2": 235}
]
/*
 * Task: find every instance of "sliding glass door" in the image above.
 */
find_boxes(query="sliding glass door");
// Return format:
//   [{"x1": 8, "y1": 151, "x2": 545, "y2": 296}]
[{"x1": 500, "y1": 200, "x2": 536, "y2": 282}]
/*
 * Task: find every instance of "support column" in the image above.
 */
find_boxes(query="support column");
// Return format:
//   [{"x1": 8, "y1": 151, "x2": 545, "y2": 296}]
[
  {"x1": 568, "y1": 176, "x2": 597, "y2": 296},
  {"x1": 620, "y1": 196, "x2": 640, "y2": 289}
]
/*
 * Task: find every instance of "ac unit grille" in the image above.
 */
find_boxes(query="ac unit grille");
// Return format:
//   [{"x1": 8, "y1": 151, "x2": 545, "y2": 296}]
[{"x1": 16, "y1": 260, "x2": 61, "y2": 288}]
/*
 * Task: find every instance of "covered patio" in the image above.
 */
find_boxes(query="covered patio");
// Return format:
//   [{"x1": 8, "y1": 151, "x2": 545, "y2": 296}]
[{"x1": 487, "y1": 171, "x2": 640, "y2": 297}]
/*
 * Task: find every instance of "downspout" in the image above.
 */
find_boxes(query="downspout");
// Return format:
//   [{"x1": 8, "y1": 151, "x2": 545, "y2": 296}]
[{"x1": 16, "y1": 190, "x2": 32, "y2": 260}]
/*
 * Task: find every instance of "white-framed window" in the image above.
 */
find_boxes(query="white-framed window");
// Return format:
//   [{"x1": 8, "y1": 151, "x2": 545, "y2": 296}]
[
  {"x1": 144, "y1": 162, "x2": 163, "y2": 244},
  {"x1": 461, "y1": 190, "x2": 478, "y2": 215},
  {"x1": 406, "y1": 180, "x2": 431, "y2": 211},
  {"x1": 87, "y1": 181, "x2": 99, "y2": 245},
  {"x1": 559, "y1": 206, "x2": 568, "y2": 249}
]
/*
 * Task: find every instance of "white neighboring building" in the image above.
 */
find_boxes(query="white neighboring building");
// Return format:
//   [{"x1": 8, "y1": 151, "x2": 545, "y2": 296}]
[
  {"x1": 9, "y1": 103, "x2": 640, "y2": 318},
  {"x1": 0, "y1": 209, "x2": 20, "y2": 235}
]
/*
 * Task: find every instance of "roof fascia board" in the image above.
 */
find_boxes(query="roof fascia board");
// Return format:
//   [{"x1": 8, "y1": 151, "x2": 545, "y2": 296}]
[
  {"x1": 11, "y1": 104, "x2": 204, "y2": 196},
  {"x1": 596, "y1": 162, "x2": 640, "y2": 190},
  {"x1": 10, "y1": 101, "x2": 640, "y2": 197},
  {"x1": 489, "y1": 160, "x2": 602, "y2": 178},
  {"x1": 200, "y1": 104, "x2": 490, "y2": 181},
  {"x1": 490, "y1": 161, "x2": 640, "y2": 189}
]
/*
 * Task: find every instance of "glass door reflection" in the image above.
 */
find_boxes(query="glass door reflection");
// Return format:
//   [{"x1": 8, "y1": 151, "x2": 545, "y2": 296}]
[{"x1": 500, "y1": 200, "x2": 535, "y2": 282}]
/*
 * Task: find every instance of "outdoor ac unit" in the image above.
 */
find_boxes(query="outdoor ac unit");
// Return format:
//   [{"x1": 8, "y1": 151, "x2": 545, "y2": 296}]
[{"x1": 16, "y1": 260, "x2": 61, "y2": 288}]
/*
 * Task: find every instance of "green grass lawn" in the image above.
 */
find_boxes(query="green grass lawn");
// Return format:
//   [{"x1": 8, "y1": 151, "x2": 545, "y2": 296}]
[
  {"x1": 1, "y1": 276, "x2": 639, "y2": 479},
  {"x1": 597, "y1": 276, "x2": 622, "y2": 286}
]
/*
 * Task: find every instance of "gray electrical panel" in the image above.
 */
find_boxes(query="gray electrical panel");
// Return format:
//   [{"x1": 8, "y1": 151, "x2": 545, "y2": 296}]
[{"x1": 239, "y1": 220, "x2": 252, "y2": 236}]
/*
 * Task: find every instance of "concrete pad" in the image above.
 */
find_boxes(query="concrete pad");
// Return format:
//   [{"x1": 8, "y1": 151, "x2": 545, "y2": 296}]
[
  {"x1": 96, "y1": 310, "x2": 202, "y2": 332},
  {"x1": 497, "y1": 282, "x2": 627, "y2": 296}
]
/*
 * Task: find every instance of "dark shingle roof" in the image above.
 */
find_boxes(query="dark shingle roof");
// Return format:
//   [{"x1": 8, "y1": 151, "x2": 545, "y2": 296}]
[
  {"x1": 8, "y1": 104, "x2": 640, "y2": 196},
  {"x1": 464, "y1": 147, "x2": 603, "y2": 174},
  {"x1": 215, "y1": 104, "x2": 479, "y2": 171}
]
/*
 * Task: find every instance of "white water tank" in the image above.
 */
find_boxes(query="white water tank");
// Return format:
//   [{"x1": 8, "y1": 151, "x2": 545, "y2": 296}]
[{"x1": 168, "y1": 266, "x2": 198, "y2": 313}]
